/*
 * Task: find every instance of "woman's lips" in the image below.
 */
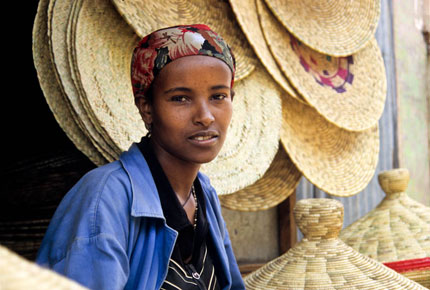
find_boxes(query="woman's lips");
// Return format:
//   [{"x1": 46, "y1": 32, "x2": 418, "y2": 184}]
[{"x1": 188, "y1": 131, "x2": 219, "y2": 144}]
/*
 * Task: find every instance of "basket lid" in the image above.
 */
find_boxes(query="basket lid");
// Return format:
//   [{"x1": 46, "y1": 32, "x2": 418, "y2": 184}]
[
  {"x1": 244, "y1": 198, "x2": 427, "y2": 289},
  {"x1": 340, "y1": 168, "x2": 430, "y2": 263}
]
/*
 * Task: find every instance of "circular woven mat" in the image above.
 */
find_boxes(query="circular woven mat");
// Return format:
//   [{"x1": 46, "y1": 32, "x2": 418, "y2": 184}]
[
  {"x1": 340, "y1": 168, "x2": 430, "y2": 263},
  {"x1": 263, "y1": 0, "x2": 380, "y2": 56},
  {"x1": 257, "y1": 0, "x2": 387, "y2": 132},
  {"x1": 219, "y1": 144, "x2": 302, "y2": 211},
  {"x1": 48, "y1": 0, "x2": 119, "y2": 162},
  {"x1": 0, "y1": 245, "x2": 88, "y2": 290},
  {"x1": 200, "y1": 64, "x2": 282, "y2": 195},
  {"x1": 228, "y1": 0, "x2": 305, "y2": 103},
  {"x1": 110, "y1": 0, "x2": 257, "y2": 81},
  {"x1": 244, "y1": 198, "x2": 426, "y2": 290},
  {"x1": 280, "y1": 92, "x2": 379, "y2": 197},
  {"x1": 33, "y1": 0, "x2": 106, "y2": 165}
]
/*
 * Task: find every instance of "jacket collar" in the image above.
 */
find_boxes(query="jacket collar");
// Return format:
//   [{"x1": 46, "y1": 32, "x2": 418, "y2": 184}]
[{"x1": 119, "y1": 143, "x2": 165, "y2": 219}]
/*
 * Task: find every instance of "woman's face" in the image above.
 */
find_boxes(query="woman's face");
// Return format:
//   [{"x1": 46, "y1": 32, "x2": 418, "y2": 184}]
[{"x1": 138, "y1": 55, "x2": 233, "y2": 166}]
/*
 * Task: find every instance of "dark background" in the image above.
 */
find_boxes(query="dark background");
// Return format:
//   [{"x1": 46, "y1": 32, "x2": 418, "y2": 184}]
[{"x1": 0, "y1": 2, "x2": 96, "y2": 260}]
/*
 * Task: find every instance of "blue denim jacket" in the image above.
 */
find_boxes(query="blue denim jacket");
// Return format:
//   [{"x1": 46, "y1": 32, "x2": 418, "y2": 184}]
[{"x1": 36, "y1": 143, "x2": 245, "y2": 290}]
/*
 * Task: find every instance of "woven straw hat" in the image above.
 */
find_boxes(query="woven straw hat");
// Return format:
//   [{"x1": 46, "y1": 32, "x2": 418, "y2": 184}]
[
  {"x1": 200, "y1": 64, "x2": 282, "y2": 194},
  {"x1": 257, "y1": 0, "x2": 387, "y2": 132},
  {"x1": 0, "y1": 245, "x2": 88, "y2": 290},
  {"x1": 228, "y1": 0, "x2": 306, "y2": 104},
  {"x1": 280, "y1": 92, "x2": 379, "y2": 197},
  {"x1": 263, "y1": 0, "x2": 380, "y2": 56},
  {"x1": 219, "y1": 144, "x2": 302, "y2": 211},
  {"x1": 33, "y1": 0, "x2": 106, "y2": 165},
  {"x1": 244, "y1": 198, "x2": 427, "y2": 289},
  {"x1": 110, "y1": 0, "x2": 257, "y2": 81},
  {"x1": 340, "y1": 168, "x2": 430, "y2": 263}
]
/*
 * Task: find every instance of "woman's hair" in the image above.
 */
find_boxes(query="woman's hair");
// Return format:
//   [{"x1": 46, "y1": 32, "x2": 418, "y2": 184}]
[{"x1": 130, "y1": 24, "x2": 236, "y2": 103}]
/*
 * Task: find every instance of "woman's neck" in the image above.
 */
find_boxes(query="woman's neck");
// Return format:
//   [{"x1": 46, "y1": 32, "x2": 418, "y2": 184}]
[{"x1": 149, "y1": 138, "x2": 200, "y2": 199}]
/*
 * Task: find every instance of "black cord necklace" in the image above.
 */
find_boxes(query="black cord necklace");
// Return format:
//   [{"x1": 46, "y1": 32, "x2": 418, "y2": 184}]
[{"x1": 181, "y1": 185, "x2": 195, "y2": 207}]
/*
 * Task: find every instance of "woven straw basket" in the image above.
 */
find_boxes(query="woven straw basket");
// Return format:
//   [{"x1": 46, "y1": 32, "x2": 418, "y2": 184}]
[
  {"x1": 244, "y1": 198, "x2": 427, "y2": 289},
  {"x1": 340, "y1": 168, "x2": 430, "y2": 287},
  {"x1": 0, "y1": 245, "x2": 88, "y2": 290}
]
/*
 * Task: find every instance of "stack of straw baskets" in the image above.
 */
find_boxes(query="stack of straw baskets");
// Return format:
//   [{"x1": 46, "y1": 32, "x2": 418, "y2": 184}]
[{"x1": 31, "y1": 0, "x2": 430, "y2": 288}]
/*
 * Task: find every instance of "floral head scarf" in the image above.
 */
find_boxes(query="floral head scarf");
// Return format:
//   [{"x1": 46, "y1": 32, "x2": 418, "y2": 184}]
[{"x1": 131, "y1": 24, "x2": 236, "y2": 100}]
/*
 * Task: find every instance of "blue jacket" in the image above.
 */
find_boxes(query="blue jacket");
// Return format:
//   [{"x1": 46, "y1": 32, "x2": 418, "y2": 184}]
[{"x1": 36, "y1": 143, "x2": 245, "y2": 290}]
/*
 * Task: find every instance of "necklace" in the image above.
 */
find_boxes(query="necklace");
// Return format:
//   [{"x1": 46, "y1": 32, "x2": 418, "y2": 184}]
[
  {"x1": 181, "y1": 185, "x2": 194, "y2": 207},
  {"x1": 192, "y1": 185, "x2": 198, "y2": 230}
]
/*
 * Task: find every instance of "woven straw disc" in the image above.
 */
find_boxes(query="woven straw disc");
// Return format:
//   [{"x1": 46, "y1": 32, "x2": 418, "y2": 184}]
[
  {"x1": 257, "y1": 0, "x2": 387, "y2": 132},
  {"x1": 340, "y1": 168, "x2": 430, "y2": 263},
  {"x1": 110, "y1": 0, "x2": 257, "y2": 81},
  {"x1": 32, "y1": 0, "x2": 106, "y2": 166},
  {"x1": 244, "y1": 198, "x2": 426, "y2": 290},
  {"x1": 48, "y1": 0, "x2": 120, "y2": 162},
  {"x1": 201, "y1": 64, "x2": 282, "y2": 195},
  {"x1": 280, "y1": 92, "x2": 379, "y2": 197},
  {"x1": 228, "y1": 0, "x2": 305, "y2": 104},
  {"x1": 0, "y1": 245, "x2": 88, "y2": 290},
  {"x1": 263, "y1": 0, "x2": 380, "y2": 56},
  {"x1": 219, "y1": 144, "x2": 302, "y2": 211}
]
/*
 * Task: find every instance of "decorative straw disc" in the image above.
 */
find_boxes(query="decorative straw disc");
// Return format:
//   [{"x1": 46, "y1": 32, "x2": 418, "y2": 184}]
[
  {"x1": 110, "y1": 0, "x2": 257, "y2": 81},
  {"x1": 219, "y1": 144, "x2": 302, "y2": 211},
  {"x1": 257, "y1": 0, "x2": 387, "y2": 132},
  {"x1": 48, "y1": 0, "x2": 119, "y2": 162},
  {"x1": 280, "y1": 93, "x2": 379, "y2": 197},
  {"x1": 32, "y1": 0, "x2": 106, "y2": 165},
  {"x1": 229, "y1": 0, "x2": 305, "y2": 103},
  {"x1": 0, "y1": 245, "x2": 88, "y2": 290},
  {"x1": 263, "y1": 0, "x2": 380, "y2": 56},
  {"x1": 244, "y1": 198, "x2": 426, "y2": 290},
  {"x1": 340, "y1": 168, "x2": 430, "y2": 263},
  {"x1": 201, "y1": 64, "x2": 282, "y2": 195}
]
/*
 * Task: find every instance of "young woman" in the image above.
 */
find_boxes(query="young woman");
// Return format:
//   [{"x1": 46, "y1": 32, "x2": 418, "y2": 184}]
[{"x1": 36, "y1": 24, "x2": 245, "y2": 290}]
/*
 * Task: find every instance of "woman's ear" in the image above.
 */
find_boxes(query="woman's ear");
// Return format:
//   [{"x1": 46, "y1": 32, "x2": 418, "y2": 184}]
[{"x1": 136, "y1": 97, "x2": 153, "y2": 126}]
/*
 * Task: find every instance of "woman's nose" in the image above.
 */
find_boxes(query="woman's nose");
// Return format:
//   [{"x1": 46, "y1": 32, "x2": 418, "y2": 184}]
[{"x1": 193, "y1": 101, "x2": 215, "y2": 127}]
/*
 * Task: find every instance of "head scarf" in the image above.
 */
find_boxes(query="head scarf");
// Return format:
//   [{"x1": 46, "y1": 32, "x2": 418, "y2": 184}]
[{"x1": 131, "y1": 24, "x2": 236, "y2": 100}]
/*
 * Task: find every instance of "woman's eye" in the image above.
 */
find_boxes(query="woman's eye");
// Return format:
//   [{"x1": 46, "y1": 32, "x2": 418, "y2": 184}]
[
  {"x1": 211, "y1": 94, "x2": 227, "y2": 101},
  {"x1": 170, "y1": 96, "x2": 188, "y2": 102}
]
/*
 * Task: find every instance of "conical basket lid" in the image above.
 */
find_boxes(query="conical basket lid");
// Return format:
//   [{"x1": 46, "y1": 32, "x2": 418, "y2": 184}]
[
  {"x1": 244, "y1": 198, "x2": 426, "y2": 289},
  {"x1": 340, "y1": 168, "x2": 430, "y2": 263},
  {"x1": 0, "y1": 245, "x2": 88, "y2": 290}
]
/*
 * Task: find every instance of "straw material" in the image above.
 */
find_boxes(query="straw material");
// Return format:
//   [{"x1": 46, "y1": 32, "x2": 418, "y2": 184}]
[
  {"x1": 0, "y1": 245, "x2": 88, "y2": 290},
  {"x1": 384, "y1": 258, "x2": 430, "y2": 289},
  {"x1": 110, "y1": 0, "x2": 257, "y2": 81},
  {"x1": 229, "y1": 0, "x2": 306, "y2": 104},
  {"x1": 257, "y1": 0, "x2": 387, "y2": 132},
  {"x1": 244, "y1": 198, "x2": 427, "y2": 289},
  {"x1": 280, "y1": 92, "x2": 379, "y2": 197},
  {"x1": 263, "y1": 0, "x2": 380, "y2": 56},
  {"x1": 340, "y1": 168, "x2": 430, "y2": 263},
  {"x1": 47, "y1": 0, "x2": 120, "y2": 162},
  {"x1": 200, "y1": 64, "x2": 282, "y2": 195},
  {"x1": 32, "y1": 0, "x2": 106, "y2": 165},
  {"x1": 219, "y1": 144, "x2": 302, "y2": 211}
]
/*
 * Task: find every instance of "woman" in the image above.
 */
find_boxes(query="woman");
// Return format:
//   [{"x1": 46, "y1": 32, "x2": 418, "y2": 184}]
[{"x1": 36, "y1": 24, "x2": 245, "y2": 290}]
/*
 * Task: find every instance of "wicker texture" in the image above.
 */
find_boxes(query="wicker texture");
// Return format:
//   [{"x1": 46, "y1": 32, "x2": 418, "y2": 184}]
[
  {"x1": 257, "y1": 0, "x2": 387, "y2": 132},
  {"x1": 110, "y1": 0, "x2": 257, "y2": 81},
  {"x1": 263, "y1": 0, "x2": 380, "y2": 56},
  {"x1": 340, "y1": 168, "x2": 430, "y2": 263},
  {"x1": 32, "y1": 0, "x2": 106, "y2": 165},
  {"x1": 33, "y1": 0, "x2": 282, "y2": 195},
  {"x1": 244, "y1": 198, "x2": 427, "y2": 289},
  {"x1": 384, "y1": 258, "x2": 430, "y2": 289},
  {"x1": 280, "y1": 92, "x2": 380, "y2": 197},
  {"x1": 219, "y1": 144, "x2": 302, "y2": 211},
  {"x1": 228, "y1": 0, "x2": 305, "y2": 103},
  {"x1": 0, "y1": 245, "x2": 88, "y2": 290}
]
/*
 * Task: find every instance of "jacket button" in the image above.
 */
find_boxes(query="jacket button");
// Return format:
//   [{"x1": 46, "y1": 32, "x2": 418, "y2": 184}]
[{"x1": 192, "y1": 272, "x2": 200, "y2": 279}]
